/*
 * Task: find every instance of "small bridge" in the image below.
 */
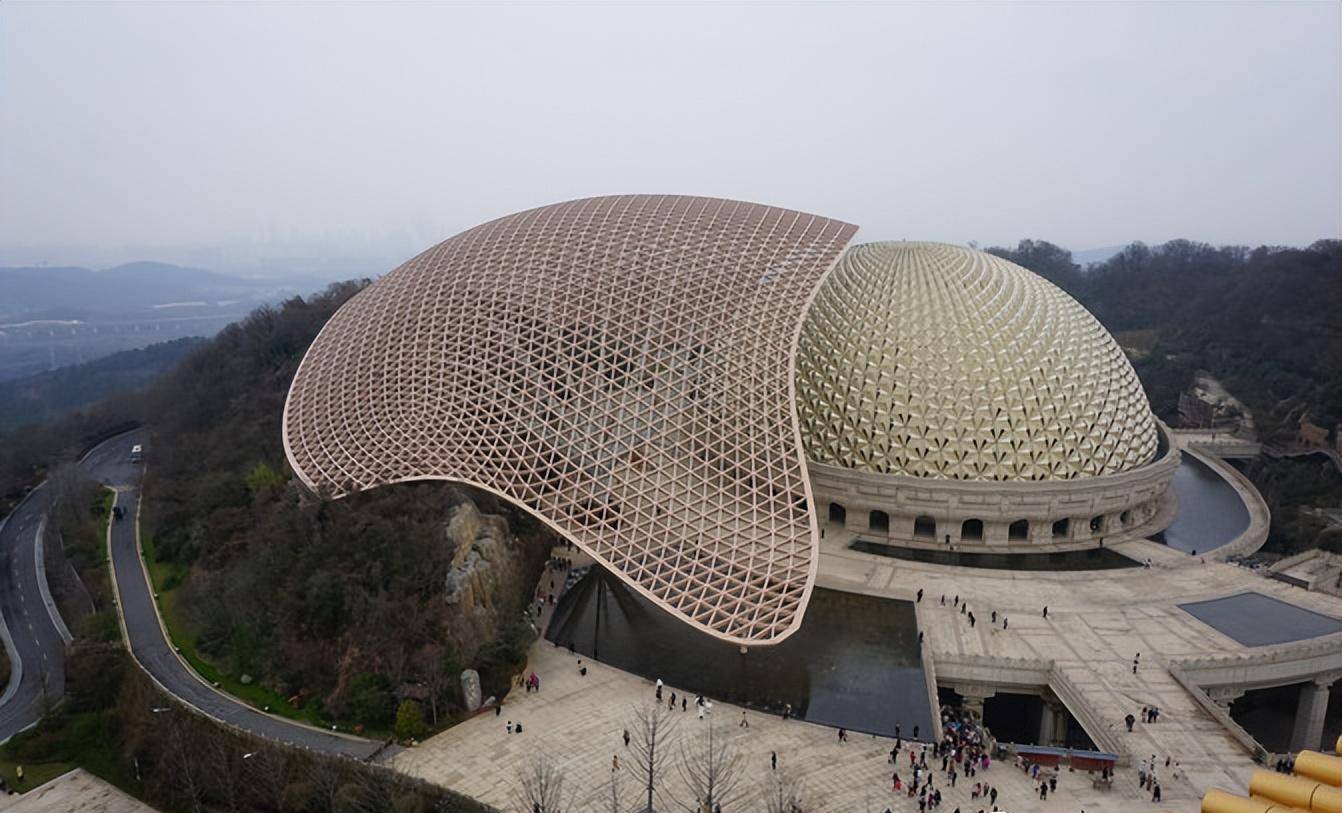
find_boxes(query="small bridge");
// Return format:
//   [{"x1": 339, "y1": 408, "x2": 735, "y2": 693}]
[{"x1": 1174, "y1": 429, "x2": 1263, "y2": 460}]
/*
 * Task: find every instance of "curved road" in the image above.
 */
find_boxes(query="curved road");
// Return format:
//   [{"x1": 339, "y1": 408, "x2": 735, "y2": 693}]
[
  {"x1": 0, "y1": 484, "x2": 65, "y2": 740},
  {"x1": 0, "y1": 430, "x2": 139, "y2": 741},
  {"x1": 0, "y1": 429, "x2": 387, "y2": 758},
  {"x1": 97, "y1": 431, "x2": 387, "y2": 759}
]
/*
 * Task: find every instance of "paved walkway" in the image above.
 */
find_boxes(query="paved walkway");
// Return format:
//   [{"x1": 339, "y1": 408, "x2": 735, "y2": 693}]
[
  {"x1": 397, "y1": 533, "x2": 1342, "y2": 812},
  {"x1": 99, "y1": 432, "x2": 388, "y2": 760},
  {"x1": 0, "y1": 768, "x2": 158, "y2": 812},
  {"x1": 395, "y1": 641, "x2": 1162, "y2": 813}
]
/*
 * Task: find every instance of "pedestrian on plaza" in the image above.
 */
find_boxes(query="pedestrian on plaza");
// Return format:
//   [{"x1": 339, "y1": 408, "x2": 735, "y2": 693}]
[
  {"x1": 698, "y1": 705, "x2": 705, "y2": 720},
  {"x1": 1042, "y1": 606, "x2": 1048, "y2": 619},
  {"x1": 918, "y1": 588, "x2": 924, "y2": 603},
  {"x1": 612, "y1": 754, "x2": 619, "y2": 772},
  {"x1": 919, "y1": 631, "x2": 925, "y2": 646},
  {"x1": 506, "y1": 721, "x2": 513, "y2": 734},
  {"x1": 941, "y1": 594, "x2": 946, "y2": 606},
  {"x1": 623, "y1": 729, "x2": 630, "y2": 747},
  {"x1": 656, "y1": 678, "x2": 663, "y2": 701},
  {"x1": 771, "y1": 751, "x2": 777, "y2": 770},
  {"x1": 991, "y1": 611, "x2": 997, "y2": 624},
  {"x1": 838, "y1": 727, "x2": 848, "y2": 743},
  {"x1": 1125, "y1": 712, "x2": 1136, "y2": 732},
  {"x1": 740, "y1": 710, "x2": 749, "y2": 728},
  {"x1": 969, "y1": 612, "x2": 976, "y2": 628},
  {"x1": 954, "y1": 595, "x2": 959, "y2": 607},
  {"x1": 1003, "y1": 617, "x2": 1008, "y2": 630},
  {"x1": 496, "y1": 702, "x2": 503, "y2": 717},
  {"x1": 914, "y1": 724, "x2": 920, "y2": 740},
  {"x1": 783, "y1": 702, "x2": 792, "y2": 720},
  {"x1": 682, "y1": 697, "x2": 688, "y2": 712},
  {"x1": 990, "y1": 786, "x2": 998, "y2": 805},
  {"x1": 1153, "y1": 782, "x2": 1162, "y2": 803},
  {"x1": 1049, "y1": 776, "x2": 1056, "y2": 793},
  {"x1": 669, "y1": 691, "x2": 676, "y2": 711}
]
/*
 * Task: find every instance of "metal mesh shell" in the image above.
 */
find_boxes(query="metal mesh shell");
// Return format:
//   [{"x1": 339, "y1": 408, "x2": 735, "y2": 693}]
[{"x1": 283, "y1": 195, "x2": 857, "y2": 645}]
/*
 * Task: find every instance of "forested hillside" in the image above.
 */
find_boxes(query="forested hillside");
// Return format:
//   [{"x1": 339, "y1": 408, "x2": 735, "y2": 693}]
[
  {"x1": 0, "y1": 337, "x2": 203, "y2": 430},
  {"x1": 138, "y1": 282, "x2": 551, "y2": 731}
]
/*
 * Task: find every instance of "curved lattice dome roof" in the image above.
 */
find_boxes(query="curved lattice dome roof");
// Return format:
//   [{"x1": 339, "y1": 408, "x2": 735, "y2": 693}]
[
  {"x1": 796, "y1": 242, "x2": 1158, "y2": 482},
  {"x1": 283, "y1": 195, "x2": 857, "y2": 646}
]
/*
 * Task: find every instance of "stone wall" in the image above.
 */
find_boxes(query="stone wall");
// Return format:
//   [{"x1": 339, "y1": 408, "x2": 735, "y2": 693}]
[{"x1": 809, "y1": 422, "x2": 1180, "y2": 552}]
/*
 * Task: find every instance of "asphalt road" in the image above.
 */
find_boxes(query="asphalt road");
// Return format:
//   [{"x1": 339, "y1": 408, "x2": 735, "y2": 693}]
[
  {"x1": 0, "y1": 429, "x2": 139, "y2": 742},
  {"x1": 0, "y1": 482, "x2": 63, "y2": 741},
  {"x1": 98, "y1": 432, "x2": 387, "y2": 760}
]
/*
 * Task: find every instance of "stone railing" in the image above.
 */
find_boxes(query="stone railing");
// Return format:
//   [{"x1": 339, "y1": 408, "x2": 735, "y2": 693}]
[
  {"x1": 1167, "y1": 663, "x2": 1268, "y2": 763},
  {"x1": 933, "y1": 652, "x2": 1054, "y2": 688},
  {"x1": 1047, "y1": 666, "x2": 1129, "y2": 764},
  {"x1": 914, "y1": 604, "x2": 945, "y2": 743},
  {"x1": 1175, "y1": 637, "x2": 1342, "y2": 691}
]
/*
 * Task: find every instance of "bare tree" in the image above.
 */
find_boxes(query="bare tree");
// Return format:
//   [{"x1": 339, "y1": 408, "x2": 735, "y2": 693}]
[
  {"x1": 624, "y1": 700, "x2": 680, "y2": 813},
  {"x1": 762, "y1": 772, "x2": 806, "y2": 813},
  {"x1": 513, "y1": 753, "x2": 571, "y2": 813},
  {"x1": 672, "y1": 720, "x2": 744, "y2": 813}
]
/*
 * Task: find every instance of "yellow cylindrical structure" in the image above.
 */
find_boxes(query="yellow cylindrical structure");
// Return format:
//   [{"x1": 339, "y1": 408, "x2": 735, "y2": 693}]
[
  {"x1": 1204, "y1": 789, "x2": 1273, "y2": 813},
  {"x1": 1251, "y1": 772, "x2": 1319, "y2": 810},
  {"x1": 1311, "y1": 784, "x2": 1342, "y2": 813},
  {"x1": 1298, "y1": 752, "x2": 1342, "y2": 787}
]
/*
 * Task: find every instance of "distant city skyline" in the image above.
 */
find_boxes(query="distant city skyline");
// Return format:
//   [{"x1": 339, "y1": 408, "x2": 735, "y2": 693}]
[{"x1": 2, "y1": 2, "x2": 1338, "y2": 265}]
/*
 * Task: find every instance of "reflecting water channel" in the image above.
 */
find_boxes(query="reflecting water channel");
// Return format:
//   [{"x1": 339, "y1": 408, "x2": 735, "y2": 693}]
[
  {"x1": 546, "y1": 570, "x2": 934, "y2": 739},
  {"x1": 1160, "y1": 455, "x2": 1251, "y2": 554}
]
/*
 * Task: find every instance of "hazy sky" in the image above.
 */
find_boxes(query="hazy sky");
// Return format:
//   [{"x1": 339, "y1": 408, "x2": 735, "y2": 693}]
[{"x1": 2, "y1": 1, "x2": 1339, "y2": 266}]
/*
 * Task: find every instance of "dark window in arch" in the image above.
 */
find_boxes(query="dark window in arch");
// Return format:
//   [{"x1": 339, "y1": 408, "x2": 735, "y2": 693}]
[
  {"x1": 1008, "y1": 519, "x2": 1029, "y2": 541},
  {"x1": 828, "y1": 502, "x2": 846, "y2": 525},
  {"x1": 869, "y1": 510, "x2": 890, "y2": 533},
  {"x1": 1052, "y1": 518, "x2": 1070, "y2": 539},
  {"x1": 1120, "y1": 510, "x2": 1132, "y2": 527},
  {"x1": 961, "y1": 518, "x2": 984, "y2": 541},
  {"x1": 1089, "y1": 515, "x2": 1104, "y2": 533},
  {"x1": 914, "y1": 515, "x2": 936, "y2": 539}
]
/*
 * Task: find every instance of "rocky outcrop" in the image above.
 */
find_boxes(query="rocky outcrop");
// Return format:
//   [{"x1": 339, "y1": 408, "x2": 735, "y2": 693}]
[{"x1": 442, "y1": 498, "x2": 538, "y2": 657}]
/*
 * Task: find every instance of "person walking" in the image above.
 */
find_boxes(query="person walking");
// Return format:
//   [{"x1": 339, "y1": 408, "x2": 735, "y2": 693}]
[
  {"x1": 1125, "y1": 712, "x2": 1136, "y2": 732},
  {"x1": 623, "y1": 729, "x2": 630, "y2": 747},
  {"x1": 656, "y1": 678, "x2": 664, "y2": 701},
  {"x1": 917, "y1": 588, "x2": 924, "y2": 603},
  {"x1": 740, "y1": 710, "x2": 749, "y2": 728},
  {"x1": 1042, "y1": 605, "x2": 1048, "y2": 619},
  {"x1": 838, "y1": 727, "x2": 848, "y2": 743},
  {"x1": 771, "y1": 751, "x2": 778, "y2": 771},
  {"x1": 612, "y1": 754, "x2": 619, "y2": 772}
]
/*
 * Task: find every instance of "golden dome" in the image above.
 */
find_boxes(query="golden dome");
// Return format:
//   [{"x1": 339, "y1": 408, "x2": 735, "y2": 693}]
[{"x1": 796, "y1": 242, "x2": 1158, "y2": 481}]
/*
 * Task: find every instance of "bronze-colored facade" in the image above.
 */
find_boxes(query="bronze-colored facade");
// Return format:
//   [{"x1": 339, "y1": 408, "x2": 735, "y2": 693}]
[{"x1": 283, "y1": 195, "x2": 857, "y2": 645}]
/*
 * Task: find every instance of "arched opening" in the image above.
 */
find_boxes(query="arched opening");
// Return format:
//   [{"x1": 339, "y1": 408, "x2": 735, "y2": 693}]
[
  {"x1": 1089, "y1": 515, "x2": 1105, "y2": 534},
  {"x1": 961, "y1": 518, "x2": 984, "y2": 541},
  {"x1": 828, "y1": 502, "x2": 846, "y2": 525},
  {"x1": 1052, "y1": 518, "x2": 1070, "y2": 539},
  {"x1": 914, "y1": 515, "x2": 936, "y2": 539},
  {"x1": 1008, "y1": 519, "x2": 1029, "y2": 542},
  {"x1": 1120, "y1": 510, "x2": 1132, "y2": 528},
  {"x1": 869, "y1": 510, "x2": 890, "y2": 533}
]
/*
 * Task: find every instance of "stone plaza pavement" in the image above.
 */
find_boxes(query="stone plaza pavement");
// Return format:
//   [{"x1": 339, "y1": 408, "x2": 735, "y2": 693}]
[
  {"x1": 393, "y1": 453, "x2": 1342, "y2": 812},
  {"x1": 393, "y1": 640, "x2": 1157, "y2": 813}
]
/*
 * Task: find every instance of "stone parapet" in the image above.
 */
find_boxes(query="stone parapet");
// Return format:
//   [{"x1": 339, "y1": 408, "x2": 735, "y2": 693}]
[{"x1": 811, "y1": 422, "x2": 1180, "y2": 552}]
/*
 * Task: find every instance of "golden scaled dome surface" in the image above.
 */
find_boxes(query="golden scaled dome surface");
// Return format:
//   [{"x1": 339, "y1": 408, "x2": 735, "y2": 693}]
[{"x1": 796, "y1": 242, "x2": 1158, "y2": 482}]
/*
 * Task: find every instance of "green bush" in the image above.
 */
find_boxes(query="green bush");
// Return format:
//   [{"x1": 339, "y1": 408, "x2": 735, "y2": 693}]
[{"x1": 394, "y1": 700, "x2": 428, "y2": 742}]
